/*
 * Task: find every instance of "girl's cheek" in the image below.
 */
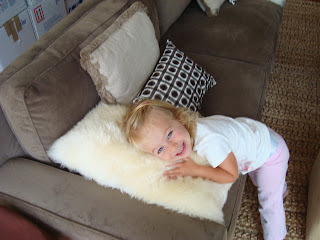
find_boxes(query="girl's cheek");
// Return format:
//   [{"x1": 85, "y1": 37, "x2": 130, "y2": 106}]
[{"x1": 160, "y1": 150, "x2": 166, "y2": 160}]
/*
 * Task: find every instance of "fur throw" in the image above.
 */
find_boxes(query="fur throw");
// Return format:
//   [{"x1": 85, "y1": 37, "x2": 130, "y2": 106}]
[{"x1": 48, "y1": 102, "x2": 232, "y2": 224}]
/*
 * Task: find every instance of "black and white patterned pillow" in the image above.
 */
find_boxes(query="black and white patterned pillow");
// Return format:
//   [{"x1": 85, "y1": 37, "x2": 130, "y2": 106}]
[{"x1": 134, "y1": 40, "x2": 216, "y2": 111}]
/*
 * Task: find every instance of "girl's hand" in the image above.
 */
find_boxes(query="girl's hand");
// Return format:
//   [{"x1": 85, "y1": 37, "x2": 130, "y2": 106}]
[
  {"x1": 163, "y1": 152, "x2": 239, "y2": 183},
  {"x1": 163, "y1": 157, "x2": 201, "y2": 179}
]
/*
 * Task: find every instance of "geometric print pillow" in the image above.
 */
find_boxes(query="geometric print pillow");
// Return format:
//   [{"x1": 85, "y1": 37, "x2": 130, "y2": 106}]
[{"x1": 133, "y1": 40, "x2": 216, "y2": 111}]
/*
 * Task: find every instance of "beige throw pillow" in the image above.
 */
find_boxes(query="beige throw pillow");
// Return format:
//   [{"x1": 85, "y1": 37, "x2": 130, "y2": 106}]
[
  {"x1": 196, "y1": 0, "x2": 226, "y2": 16},
  {"x1": 80, "y1": 2, "x2": 160, "y2": 104}
]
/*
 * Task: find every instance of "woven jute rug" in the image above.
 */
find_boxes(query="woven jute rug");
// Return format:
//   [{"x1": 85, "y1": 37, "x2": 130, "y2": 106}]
[{"x1": 234, "y1": 0, "x2": 320, "y2": 239}]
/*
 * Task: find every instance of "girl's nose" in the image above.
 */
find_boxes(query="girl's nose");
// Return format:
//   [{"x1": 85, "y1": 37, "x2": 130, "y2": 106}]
[{"x1": 167, "y1": 141, "x2": 178, "y2": 153}]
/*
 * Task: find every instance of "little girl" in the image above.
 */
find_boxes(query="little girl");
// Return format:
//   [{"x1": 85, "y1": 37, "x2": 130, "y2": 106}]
[{"x1": 122, "y1": 99, "x2": 289, "y2": 240}]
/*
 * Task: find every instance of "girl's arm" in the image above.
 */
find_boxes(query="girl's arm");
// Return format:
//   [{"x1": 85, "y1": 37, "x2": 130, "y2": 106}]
[{"x1": 163, "y1": 152, "x2": 239, "y2": 183}]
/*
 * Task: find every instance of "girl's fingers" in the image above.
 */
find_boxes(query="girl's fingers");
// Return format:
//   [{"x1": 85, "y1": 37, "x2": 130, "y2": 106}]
[
  {"x1": 164, "y1": 168, "x2": 182, "y2": 177},
  {"x1": 164, "y1": 169, "x2": 178, "y2": 175}
]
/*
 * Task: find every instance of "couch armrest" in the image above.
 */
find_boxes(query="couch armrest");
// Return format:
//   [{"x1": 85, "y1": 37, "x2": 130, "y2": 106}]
[
  {"x1": 306, "y1": 151, "x2": 320, "y2": 240},
  {"x1": 0, "y1": 107, "x2": 25, "y2": 166},
  {"x1": 0, "y1": 158, "x2": 228, "y2": 240}
]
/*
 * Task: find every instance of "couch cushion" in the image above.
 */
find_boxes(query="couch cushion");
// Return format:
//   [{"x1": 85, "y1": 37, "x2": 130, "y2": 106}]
[
  {"x1": 180, "y1": 52, "x2": 269, "y2": 120},
  {"x1": 0, "y1": 0, "x2": 160, "y2": 162},
  {"x1": 80, "y1": 2, "x2": 160, "y2": 104},
  {"x1": 160, "y1": 0, "x2": 282, "y2": 120},
  {"x1": 155, "y1": 0, "x2": 192, "y2": 36},
  {"x1": 162, "y1": 0, "x2": 282, "y2": 64},
  {"x1": 0, "y1": 158, "x2": 228, "y2": 240}
]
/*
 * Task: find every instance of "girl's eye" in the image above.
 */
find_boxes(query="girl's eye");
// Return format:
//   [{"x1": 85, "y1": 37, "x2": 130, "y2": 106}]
[
  {"x1": 167, "y1": 131, "x2": 173, "y2": 139},
  {"x1": 158, "y1": 147, "x2": 163, "y2": 154}
]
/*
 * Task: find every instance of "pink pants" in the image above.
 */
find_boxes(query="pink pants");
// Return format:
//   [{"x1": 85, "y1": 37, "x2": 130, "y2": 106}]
[{"x1": 248, "y1": 130, "x2": 290, "y2": 240}]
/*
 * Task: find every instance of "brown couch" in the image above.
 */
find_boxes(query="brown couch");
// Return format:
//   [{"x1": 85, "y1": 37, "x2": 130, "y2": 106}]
[{"x1": 0, "y1": 0, "x2": 282, "y2": 239}]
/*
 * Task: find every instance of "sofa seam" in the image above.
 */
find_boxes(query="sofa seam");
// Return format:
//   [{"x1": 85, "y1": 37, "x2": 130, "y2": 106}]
[
  {"x1": 0, "y1": 104, "x2": 30, "y2": 160},
  {"x1": 182, "y1": 49, "x2": 269, "y2": 67}
]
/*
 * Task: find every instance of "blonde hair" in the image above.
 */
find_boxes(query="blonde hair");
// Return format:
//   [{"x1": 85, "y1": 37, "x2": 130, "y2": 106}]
[{"x1": 122, "y1": 99, "x2": 199, "y2": 150}]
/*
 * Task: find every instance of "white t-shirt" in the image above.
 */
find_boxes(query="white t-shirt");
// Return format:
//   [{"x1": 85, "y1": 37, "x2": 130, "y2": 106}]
[{"x1": 194, "y1": 115, "x2": 271, "y2": 174}]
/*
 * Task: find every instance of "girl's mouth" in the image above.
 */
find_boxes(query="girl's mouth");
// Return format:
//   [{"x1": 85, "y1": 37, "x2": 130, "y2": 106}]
[{"x1": 176, "y1": 142, "x2": 185, "y2": 156}]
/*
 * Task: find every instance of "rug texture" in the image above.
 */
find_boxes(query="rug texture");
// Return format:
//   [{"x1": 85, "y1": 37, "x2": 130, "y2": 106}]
[{"x1": 234, "y1": 0, "x2": 320, "y2": 239}]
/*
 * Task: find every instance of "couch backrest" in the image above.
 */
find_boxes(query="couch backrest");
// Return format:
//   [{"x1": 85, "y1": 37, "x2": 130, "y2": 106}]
[
  {"x1": 0, "y1": 0, "x2": 160, "y2": 163},
  {"x1": 155, "y1": 0, "x2": 192, "y2": 36}
]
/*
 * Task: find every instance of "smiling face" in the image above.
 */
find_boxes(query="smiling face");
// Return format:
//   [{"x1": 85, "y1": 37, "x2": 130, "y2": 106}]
[{"x1": 136, "y1": 108, "x2": 192, "y2": 162}]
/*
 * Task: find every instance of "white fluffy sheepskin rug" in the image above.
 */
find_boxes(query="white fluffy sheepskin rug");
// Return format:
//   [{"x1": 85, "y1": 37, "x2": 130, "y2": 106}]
[{"x1": 48, "y1": 102, "x2": 232, "y2": 224}]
